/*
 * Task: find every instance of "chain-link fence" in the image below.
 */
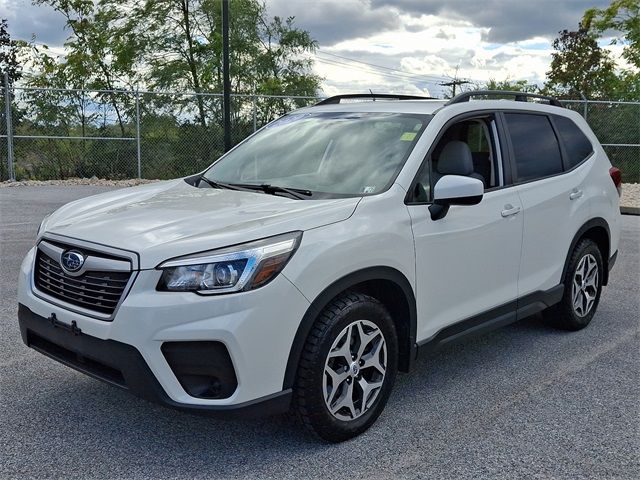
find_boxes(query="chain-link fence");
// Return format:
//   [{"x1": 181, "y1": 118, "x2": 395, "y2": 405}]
[
  {"x1": 0, "y1": 73, "x2": 320, "y2": 181},
  {"x1": 564, "y1": 100, "x2": 640, "y2": 183},
  {"x1": 2, "y1": 74, "x2": 639, "y2": 182}
]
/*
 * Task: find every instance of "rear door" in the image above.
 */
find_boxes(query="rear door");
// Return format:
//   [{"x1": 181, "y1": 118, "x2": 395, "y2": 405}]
[{"x1": 503, "y1": 112, "x2": 591, "y2": 296}]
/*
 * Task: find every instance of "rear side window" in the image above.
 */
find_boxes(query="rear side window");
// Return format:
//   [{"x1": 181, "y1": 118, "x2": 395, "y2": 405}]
[
  {"x1": 505, "y1": 113, "x2": 563, "y2": 182},
  {"x1": 553, "y1": 115, "x2": 593, "y2": 168}
]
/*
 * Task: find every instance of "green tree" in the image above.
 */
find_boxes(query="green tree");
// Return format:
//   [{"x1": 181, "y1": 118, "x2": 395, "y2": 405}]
[
  {"x1": 1, "y1": 19, "x2": 24, "y2": 180},
  {"x1": 584, "y1": 0, "x2": 639, "y2": 69},
  {"x1": 583, "y1": 0, "x2": 640, "y2": 100},
  {"x1": 33, "y1": 1, "x2": 144, "y2": 136},
  {"x1": 108, "y1": 0, "x2": 321, "y2": 166},
  {"x1": 19, "y1": 7, "x2": 141, "y2": 180},
  {"x1": 18, "y1": 46, "x2": 103, "y2": 178},
  {"x1": 545, "y1": 27, "x2": 619, "y2": 99},
  {"x1": 17, "y1": 0, "x2": 322, "y2": 179},
  {"x1": 0, "y1": 18, "x2": 22, "y2": 84},
  {"x1": 106, "y1": 0, "x2": 321, "y2": 128},
  {"x1": 482, "y1": 78, "x2": 538, "y2": 92}
]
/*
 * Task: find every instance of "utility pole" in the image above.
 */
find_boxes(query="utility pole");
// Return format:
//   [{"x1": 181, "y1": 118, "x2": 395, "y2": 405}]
[
  {"x1": 135, "y1": 86, "x2": 141, "y2": 179},
  {"x1": 222, "y1": 0, "x2": 231, "y2": 152},
  {"x1": 3, "y1": 72, "x2": 15, "y2": 181},
  {"x1": 439, "y1": 65, "x2": 471, "y2": 98}
]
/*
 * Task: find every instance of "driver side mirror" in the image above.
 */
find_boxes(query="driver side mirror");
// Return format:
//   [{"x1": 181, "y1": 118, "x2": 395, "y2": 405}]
[{"x1": 429, "y1": 175, "x2": 484, "y2": 221}]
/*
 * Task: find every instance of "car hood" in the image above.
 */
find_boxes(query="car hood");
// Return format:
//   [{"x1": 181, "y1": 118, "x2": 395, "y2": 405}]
[{"x1": 43, "y1": 179, "x2": 361, "y2": 269}]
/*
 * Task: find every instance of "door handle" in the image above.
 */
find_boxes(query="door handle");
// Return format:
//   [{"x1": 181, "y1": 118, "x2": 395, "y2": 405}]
[
  {"x1": 570, "y1": 189, "x2": 583, "y2": 200},
  {"x1": 501, "y1": 204, "x2": 521, "y2": 217}
]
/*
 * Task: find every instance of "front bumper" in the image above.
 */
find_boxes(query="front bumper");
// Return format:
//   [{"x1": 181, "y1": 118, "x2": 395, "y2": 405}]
[
  {"x1": 18, "y1": 245, "x2": 310, "y2": 415},
  {"x1": 18, "y1": 305, "x2": 291, "y2": 417}
]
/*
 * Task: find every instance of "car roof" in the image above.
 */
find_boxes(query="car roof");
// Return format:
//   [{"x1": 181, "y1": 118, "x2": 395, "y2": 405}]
[
  {"x1": 296, "y1": 100, "x2": 448, "y2": 115},
  {"x1": 296, "y1": 98, "x2": 573, "y2": 117}
]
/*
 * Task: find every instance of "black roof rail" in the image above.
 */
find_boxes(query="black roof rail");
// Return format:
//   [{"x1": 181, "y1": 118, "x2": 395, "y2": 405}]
[
  {"x1": 315, "y1": 93, "x2": 436, "y2": 106},
  {"x1": 447, "y1": 90, "x2": 563, "y2": 107}
]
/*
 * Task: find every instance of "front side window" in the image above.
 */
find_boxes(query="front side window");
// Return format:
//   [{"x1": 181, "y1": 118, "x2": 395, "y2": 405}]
[
  {"x1": 408, "y1": 116, "x2": 501, "y2": 203},
  {"x1": 203, "y1": 112, "x2": 430, "y2": 198},
  {"x1": 553, "y1": 115, "x2": 593, "y2": 168},
  {"x1": 505, "y1": 113, "x2": 563, "y2": 182}
]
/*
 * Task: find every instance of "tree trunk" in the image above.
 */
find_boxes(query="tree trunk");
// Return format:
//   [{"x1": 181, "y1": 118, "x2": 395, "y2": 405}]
[
  {"x1": 179, "y1": 0, "x2": 211, "y2": 165},
  {"x1": 180, "y1": 0, "x2": 207, "y2": 130},
  {"x1": 99, "y1": 64, "x2": 127, "y2": 138}
]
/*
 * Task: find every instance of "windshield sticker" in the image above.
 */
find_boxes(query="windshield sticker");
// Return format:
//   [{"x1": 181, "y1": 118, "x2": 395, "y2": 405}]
[
  {"x1": 400, "y1": 132, "x2": 417, "y2": 141},
  {"x1": 363, "y1": 186, "x2": 376, "y2": 194}
]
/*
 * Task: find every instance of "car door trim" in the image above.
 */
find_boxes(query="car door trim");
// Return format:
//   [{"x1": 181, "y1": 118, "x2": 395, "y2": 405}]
[{"x1": 415, "y1": 284, "x2": 564, "y2": 358}]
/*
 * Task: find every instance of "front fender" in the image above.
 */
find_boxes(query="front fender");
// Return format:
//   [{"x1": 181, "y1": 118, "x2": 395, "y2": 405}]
[{"x1": 280, "y1": 186, "x2": 417, "y2": 388}]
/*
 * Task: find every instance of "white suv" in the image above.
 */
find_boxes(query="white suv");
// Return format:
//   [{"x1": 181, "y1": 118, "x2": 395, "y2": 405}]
[{"x1": 18, "y1": 91, "x2": 622, "y2": 442}]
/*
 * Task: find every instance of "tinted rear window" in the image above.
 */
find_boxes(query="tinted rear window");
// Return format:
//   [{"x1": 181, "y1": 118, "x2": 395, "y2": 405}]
[
  {"x1": 505, "y1": 113, "x2": 563, "y2": 182},
  {"x1": 554, "y1": 115, "x2": 593, "y2": 168}
]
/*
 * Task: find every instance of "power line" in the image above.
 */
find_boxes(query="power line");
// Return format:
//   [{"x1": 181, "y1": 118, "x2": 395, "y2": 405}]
[
  {"x1": 313, "y1": 55, "x2": 446, "y2": 85},
  {"x1": 439, "y1": 79, "x2": 472, "y2": 96},
  {"x1": 312, "y1": 56, "x2": 438, "y2": 86},
  {"x1": 439, "y1": 65, "x2": 472, "y2": 97},
  {"x1": 310, "y1": 56, "x2": 452, "y2": 97},
  {"x1": 317, "y1": 50, "x2": 448, "y2": 82}
]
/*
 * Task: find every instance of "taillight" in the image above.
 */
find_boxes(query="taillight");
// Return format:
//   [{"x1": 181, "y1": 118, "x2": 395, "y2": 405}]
[{"x1": 609, "y1": 167, "x2": 622, "y2": 196}]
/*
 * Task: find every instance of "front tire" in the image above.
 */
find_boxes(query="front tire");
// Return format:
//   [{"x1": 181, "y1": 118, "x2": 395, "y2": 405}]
[
  {"x1": 293, "y1": 292, "x2": 398, "y2": 442},
  {"x1": 545, "y1": 239, "x2": 604, "y2": 331}
]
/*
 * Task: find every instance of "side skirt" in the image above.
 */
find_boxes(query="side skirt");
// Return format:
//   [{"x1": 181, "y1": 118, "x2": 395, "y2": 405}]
[{"x1": 415, "y1": 284, "x2": 564, "y2": 358}]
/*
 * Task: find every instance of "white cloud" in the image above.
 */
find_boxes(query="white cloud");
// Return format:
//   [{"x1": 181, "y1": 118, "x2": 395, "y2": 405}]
[
  {"x1": 1, "y1": 0, "x2": 632, "y2": 96},
  {"x1": 315, "y1": 13, "x2": 561, "y2": 95},
  {"x1": 2, "y1": 0, "x2": 68, "y2": 46}
]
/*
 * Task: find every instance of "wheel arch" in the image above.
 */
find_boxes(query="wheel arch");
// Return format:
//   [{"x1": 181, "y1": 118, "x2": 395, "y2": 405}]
[
  {"x1": 562, "y1": 217, "x2": 611, "y2": 285},
  {"x1": 283, "y1": 266, "x2": 417, "y2": 390}
]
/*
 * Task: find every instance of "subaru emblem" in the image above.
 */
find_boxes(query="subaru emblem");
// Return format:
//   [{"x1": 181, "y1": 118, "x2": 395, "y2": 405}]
[{"x1": 61, "y1": 250, "x2": 85, "y2": 272}]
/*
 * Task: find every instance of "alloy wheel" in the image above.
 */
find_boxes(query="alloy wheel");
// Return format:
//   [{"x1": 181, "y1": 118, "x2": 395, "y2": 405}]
[
  {"x1": 322, "y1": 319, "x2": 387, "y2": 421},
  {"x1": 572, "y1": 253, "x2": 599, "y2": 317}
]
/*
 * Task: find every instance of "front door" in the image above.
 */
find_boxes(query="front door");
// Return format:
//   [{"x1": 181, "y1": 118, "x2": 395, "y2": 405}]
[
  {"x1": 406, "y1": 115, "x2": 523, "y2": 342},
  {"x1": 408, "y1": 189, "x2": 523, "y2": 341}
]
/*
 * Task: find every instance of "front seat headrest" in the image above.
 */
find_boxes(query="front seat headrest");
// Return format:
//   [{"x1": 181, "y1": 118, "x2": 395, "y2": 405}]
[{"x1": 437, "y1": 141, "x2": 475, "y2": 176}]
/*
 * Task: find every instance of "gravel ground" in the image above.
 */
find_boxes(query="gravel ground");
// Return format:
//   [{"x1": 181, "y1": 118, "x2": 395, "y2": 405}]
[
  {"x1": 0, "y1": 178, "x2": 160, "y2": 189},
  {"x1": 621, "y1": 183, "x2": 640, "y2": 211},
  {"x1": 0, "y1": 186, "x2": 639, "y2": 480}
]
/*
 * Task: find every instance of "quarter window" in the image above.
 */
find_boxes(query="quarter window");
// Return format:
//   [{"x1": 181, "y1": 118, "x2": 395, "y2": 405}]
[
  {"x1": 505, "y1": 113, "x2": 563, "y2": 182},
  {"x1": 553, "y1": 115, "x2": 593, "y2": 168}
]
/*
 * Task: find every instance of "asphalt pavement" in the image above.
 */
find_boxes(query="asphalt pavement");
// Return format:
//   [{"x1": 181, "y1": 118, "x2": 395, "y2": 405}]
[{"x1": 1, "y1": 186, "x2": 639, "y2": 479}]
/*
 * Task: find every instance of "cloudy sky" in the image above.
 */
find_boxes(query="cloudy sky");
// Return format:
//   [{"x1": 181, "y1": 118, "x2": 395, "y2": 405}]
[{"x1": 2, "y1": 0, "x2": 623, "y2": 97}]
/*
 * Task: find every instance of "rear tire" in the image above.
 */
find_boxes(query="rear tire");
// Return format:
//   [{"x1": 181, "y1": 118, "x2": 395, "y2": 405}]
[
  {"x1": 293, "y1": 292, "x2": 398, "y2": 442},
  {"x1": 545, "y1": 239, "x2": 604, "y2": 331}
]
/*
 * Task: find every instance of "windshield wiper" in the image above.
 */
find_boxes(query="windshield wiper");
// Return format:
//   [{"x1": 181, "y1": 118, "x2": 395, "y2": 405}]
[
  {"x1": 199, "y1": 175, "x2": 254, "y2": 192},
  {"x1": 200, "y1": 176, "x2": 312, "y2": 199},
  {"x1": 229, "y1": 183, "x2": 313, "y2": 200}
]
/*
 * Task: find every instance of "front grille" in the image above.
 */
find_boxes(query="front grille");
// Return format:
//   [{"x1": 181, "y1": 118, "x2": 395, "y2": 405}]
[{"x1": 35, "y1": 249, "x2": 132, "y2": 316}]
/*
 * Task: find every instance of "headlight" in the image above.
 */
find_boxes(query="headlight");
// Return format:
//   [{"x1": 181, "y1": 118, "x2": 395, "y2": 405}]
[{"x1": 157, "y1": 231, "x2": 302, "y2": 294}]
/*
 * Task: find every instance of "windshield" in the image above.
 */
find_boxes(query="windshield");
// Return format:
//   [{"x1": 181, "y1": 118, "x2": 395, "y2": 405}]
[{"x1": 202, "y1": 112, "x2": 430, "y2": 198}]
